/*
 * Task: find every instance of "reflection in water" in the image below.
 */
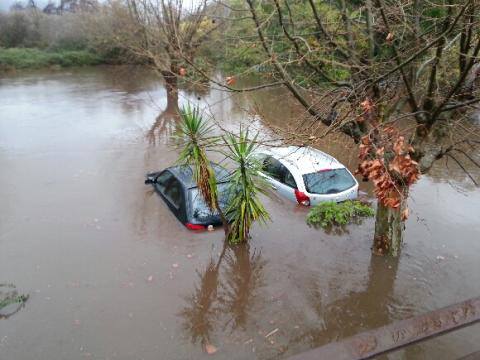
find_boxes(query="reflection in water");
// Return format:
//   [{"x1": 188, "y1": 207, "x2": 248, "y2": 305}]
[
  {"x1": 280, "y1": 255, "x2": 418, "y2": 357},
  {"x1": 179, "y1": 243, "x2": 425, "y2": 358},
  {"x1": 179, "y1": 242, "x2": 265, "y2": 348},
  {"x1": 310, "y1": 218, "x2": 368, "y2": 236},
  {"x1": 146, "y1": 92, "x2": 180, "y2": 146},
  {"x1": 220, "y1": 244, "x2": 266, "y2": 332}
]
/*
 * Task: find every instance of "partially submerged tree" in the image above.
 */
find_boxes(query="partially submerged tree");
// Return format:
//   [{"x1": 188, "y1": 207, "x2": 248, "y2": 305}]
[
  {"x1": 239, "y1": 0, "x2": 480, "y2": 256},
  {"x1": 222, "y1": 127, "x2": 270, "y2": 244},
  {"x1": 95, "y1": 0, "x2": 221, "y2": 98}
]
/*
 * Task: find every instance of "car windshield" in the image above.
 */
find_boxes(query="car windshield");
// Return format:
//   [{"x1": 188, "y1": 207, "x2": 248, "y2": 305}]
[
  {"x1": 303, "y1": 168, "x2": 356, "y2": 195},
  {"x1": 189, "y1": 183, "x2": 231, "y2": 220}
]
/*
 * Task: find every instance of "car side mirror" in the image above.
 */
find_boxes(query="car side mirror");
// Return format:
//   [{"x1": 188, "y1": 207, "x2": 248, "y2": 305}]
[{"x1": 145, "y1": 179, "x2": 155, "y2": 185}]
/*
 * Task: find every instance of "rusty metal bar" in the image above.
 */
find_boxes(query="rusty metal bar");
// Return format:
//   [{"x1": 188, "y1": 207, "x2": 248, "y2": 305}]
[
  {"x1": 288, "y1": 296, "x2": 480, "y2": 360},
  {"x1": 459, "y1": 351, "x2": 480, "y2": 360}
]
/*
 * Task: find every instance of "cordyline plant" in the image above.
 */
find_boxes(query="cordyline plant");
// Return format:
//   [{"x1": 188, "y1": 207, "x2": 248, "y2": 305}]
[
  {"x1": 176, "y1": 105, "x2": 269, "y2": 243},
  {"x1": 176, "y1": 104, "x2": 229, "y2": 234},
  {"x1": 222, "y1": 128, "x2": 270, "y2": 244},
  {"x1": 177, "y1": 105, "x2": 218, "y2": 209}
]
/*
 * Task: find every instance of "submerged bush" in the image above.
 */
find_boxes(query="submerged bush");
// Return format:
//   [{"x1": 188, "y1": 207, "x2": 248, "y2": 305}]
[
  {"x1": 306, "y1": 200, "x2": 374, "y2": 228},
  {"x1": 0, "y1": 283, "x2": 28, "y2": 319}
]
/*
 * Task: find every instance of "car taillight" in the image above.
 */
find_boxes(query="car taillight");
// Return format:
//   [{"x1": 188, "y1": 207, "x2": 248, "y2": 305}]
[
  {"x1": 295, "y1": 189, "x2": 310, "y2": 206},
  {"x1": 185, "y1": 223, "x2": 205, "y2": 230}
]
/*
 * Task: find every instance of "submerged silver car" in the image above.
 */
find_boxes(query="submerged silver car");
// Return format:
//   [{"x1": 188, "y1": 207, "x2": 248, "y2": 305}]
[{"x1": 254, "y1": 146, "x2": 358, "y2": 206}]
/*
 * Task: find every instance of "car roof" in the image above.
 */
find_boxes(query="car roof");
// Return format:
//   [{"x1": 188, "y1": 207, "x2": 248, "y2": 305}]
[
  {"x1": 167, "y1": 163, "x2": 229, "y2": 189},
  {"x1": 260, "y1": 146, "x2": 344, "y2": 174}
]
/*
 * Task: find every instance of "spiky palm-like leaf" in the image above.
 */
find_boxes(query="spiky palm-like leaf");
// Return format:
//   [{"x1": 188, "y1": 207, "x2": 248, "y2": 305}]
[
  {"x1": 222, "y1": 128, "x2": 270, "y2": 244},
  {"x1": 177, "y1": 104, "x2": 219, "y2": 211}
]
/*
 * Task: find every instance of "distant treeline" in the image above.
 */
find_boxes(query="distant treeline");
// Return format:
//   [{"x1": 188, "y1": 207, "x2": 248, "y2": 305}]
[{"x1": 0, "y1": 1, "x2": 134, "y2": 70}]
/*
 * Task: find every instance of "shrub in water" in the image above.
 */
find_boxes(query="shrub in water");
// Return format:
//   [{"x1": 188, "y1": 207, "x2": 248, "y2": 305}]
[{"x1": 306, "y1": 200, "x2": 374, "y2": 228}]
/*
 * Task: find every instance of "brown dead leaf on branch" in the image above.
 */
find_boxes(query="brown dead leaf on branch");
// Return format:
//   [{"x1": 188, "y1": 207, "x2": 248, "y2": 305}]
[
  {"x1": 226, "y1": 76, "x2": 235, "y2": 85},
  {"x1": 358, "y1": 98, "x2": 375, "y2": 123},
  {"x1": 360, "y1": 98, "x2": 374, "y2": 113},
  {"x1": 356, "y1": 125, "x2": 420, "y2": 219}
]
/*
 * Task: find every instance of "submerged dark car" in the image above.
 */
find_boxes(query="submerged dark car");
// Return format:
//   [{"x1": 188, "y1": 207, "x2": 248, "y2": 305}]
[{"x1": 145, "y1": 164, "x2": 230, "y2": 230}]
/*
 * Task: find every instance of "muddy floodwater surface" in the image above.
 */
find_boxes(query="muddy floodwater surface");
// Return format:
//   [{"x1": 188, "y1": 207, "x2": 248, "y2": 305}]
[{"x1": 1, "y1": 67, "x2": 479, "y2": 360}]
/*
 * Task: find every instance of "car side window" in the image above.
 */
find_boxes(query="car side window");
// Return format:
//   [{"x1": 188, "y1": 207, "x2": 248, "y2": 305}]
[
  {"x1": 155, "y1": 171, "x2": 173, "y2": 193},
  {"x1": 263, "y1": 156, "x2": 297, "y2": 188},
  {"x1": 284, "y1": 169, "x2": 297, "y2": 189},
  {"x1": 253, "y1": 153, "x2": 267, "y2": 163},
  {"x1": 263, "y1": 156, "x2": 284, "y2": 181},
  {"x1": 163, "y1": 177, "x2": 183, "y2": 209}
]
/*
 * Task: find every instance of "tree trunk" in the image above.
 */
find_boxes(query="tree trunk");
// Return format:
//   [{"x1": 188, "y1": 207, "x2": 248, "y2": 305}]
[
  {"x1": 161, "y1": 69, "x2": 178, "y2": 99},
  {"x1": 165, "y1": 84, "x2": 178, "y2": 109},
  {"x1": 373, "y1": 195, "x2": 407, "y2": 257}
]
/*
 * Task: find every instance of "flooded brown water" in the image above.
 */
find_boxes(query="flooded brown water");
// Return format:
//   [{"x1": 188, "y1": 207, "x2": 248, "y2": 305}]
[{"x1": 0, "y1": 66, "x2": 479, "y2": 360}]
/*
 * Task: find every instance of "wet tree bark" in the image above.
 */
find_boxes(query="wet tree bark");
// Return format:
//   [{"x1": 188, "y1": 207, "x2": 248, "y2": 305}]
[
  {"x1": 373, "y1": 192, "x2": 407, "y2": 257},
  {"x1": 162, "y1": 65, "x2": 178, "y2": 100},
  {"x1": 165, "y1": 82, "x2": 178, "y2": 109}
]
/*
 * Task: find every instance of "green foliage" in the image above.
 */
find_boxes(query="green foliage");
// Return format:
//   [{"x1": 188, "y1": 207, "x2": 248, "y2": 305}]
[
  {"x1": 0, "y1": 48, "x2": 103, "y2": 71},
  {"x1": 0, "y1": 283, "x2": 28, "y2": 315},
  {"x1": 0, "y1": 293, "x2": 28, "y2": 310},
  {"x1": 222, "y1": 128, "x2": 270, "y2": 244},
  {"x1": 218, "y1": 0, "x2": 354, "y2": 83},
  {"x1": 177, "y1": 104, "x2": 219, "y2": 211},
  {"x1": 306, "y1": 200, "x2": 374, "y2": 229},
  {"x1": 0, "y1": 11, "x2": 37, "y2": 48}
]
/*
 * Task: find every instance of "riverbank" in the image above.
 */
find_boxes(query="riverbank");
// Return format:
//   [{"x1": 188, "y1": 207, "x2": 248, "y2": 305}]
[{"x1": 0, "y1": 48, "x2": 104, "y2": 72}]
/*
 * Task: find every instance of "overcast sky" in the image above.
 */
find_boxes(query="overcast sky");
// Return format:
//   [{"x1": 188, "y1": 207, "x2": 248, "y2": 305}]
[
  {"x1": 0, "y1": 0, "x2": 200, "y2": 11},
  {"x1": 0, "y1": 1, "x2": 57, "y2": 11}
]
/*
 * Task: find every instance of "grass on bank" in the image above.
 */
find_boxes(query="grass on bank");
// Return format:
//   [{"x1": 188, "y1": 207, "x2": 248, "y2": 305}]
[{"x1": 0, "y1": 47, "x2": 103, "y2": 71}]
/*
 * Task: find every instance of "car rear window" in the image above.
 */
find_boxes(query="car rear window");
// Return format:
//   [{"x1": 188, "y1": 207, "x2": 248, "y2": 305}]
[
  {"x1": 303, "y1": 168, "x2": 356, "y2": 195},
  {"x1": 188, "y1": 183, "x2": 230, "y2": 220}
]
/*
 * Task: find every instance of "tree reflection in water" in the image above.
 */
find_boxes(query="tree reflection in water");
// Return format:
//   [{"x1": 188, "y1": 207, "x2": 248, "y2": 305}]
[
  {"x1": 146, "y1": 92, "x2": 180, "y2": 146},
  {"x1": 179, "y1": 242, "x2": 265, "y2": 348},
  {"x1": 280, "y1": 255, "x2": 423, "y2": 359},
  {"x1": 220, "y1": 244, "x2": 265, "y2": 332}
]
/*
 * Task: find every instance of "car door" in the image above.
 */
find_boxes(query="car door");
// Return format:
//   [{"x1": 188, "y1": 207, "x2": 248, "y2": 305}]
[
  {"x1": 262, "y1": 156, "x2": 298, "y2": 203},
  {"x1": 155, "y1": 171, "x2": 186, "y2": 223}
]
